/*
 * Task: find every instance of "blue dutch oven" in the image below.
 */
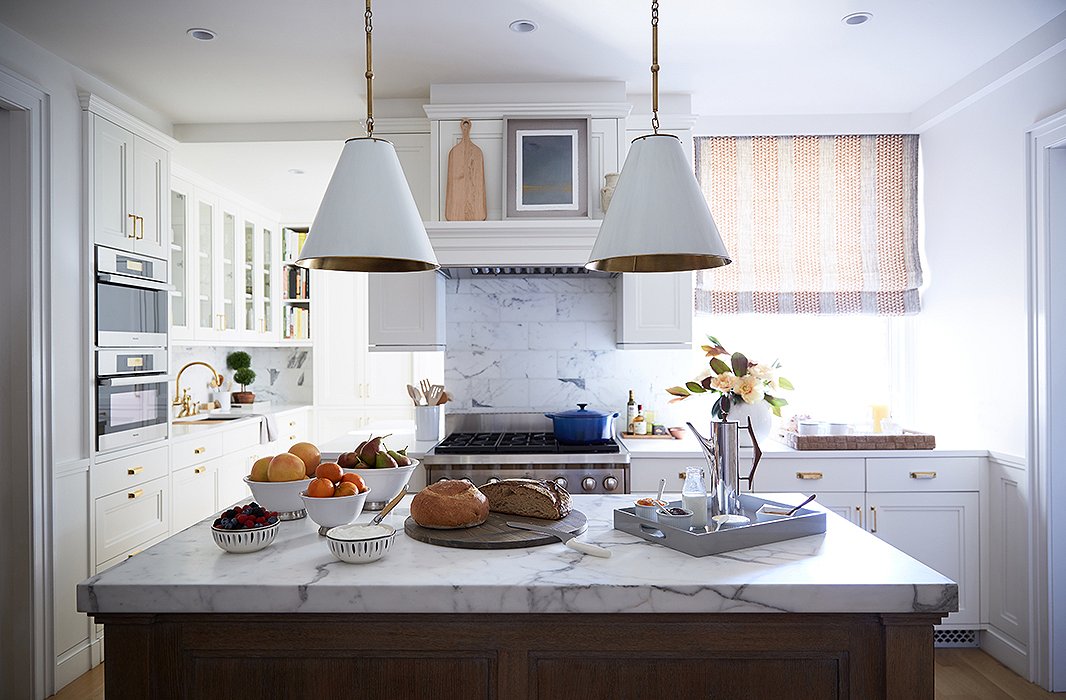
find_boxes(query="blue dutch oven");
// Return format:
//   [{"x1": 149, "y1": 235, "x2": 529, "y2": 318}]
[{"x1": 545, "y1": 404, "x2": 619, "y2": 444}]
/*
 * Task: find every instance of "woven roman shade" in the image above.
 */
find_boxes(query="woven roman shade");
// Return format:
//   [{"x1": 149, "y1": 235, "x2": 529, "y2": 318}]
[{"x1": 694, "y1": 135, "x2": 922, "y2": 315}]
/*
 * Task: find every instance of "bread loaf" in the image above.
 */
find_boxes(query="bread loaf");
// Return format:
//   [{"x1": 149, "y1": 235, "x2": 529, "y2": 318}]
[
  {"x1": 410, "y1": 480, "x2": 489, "y2": 529},
  {"x1": 478, "y1": 478, "x2": 572, "y2": 520}
]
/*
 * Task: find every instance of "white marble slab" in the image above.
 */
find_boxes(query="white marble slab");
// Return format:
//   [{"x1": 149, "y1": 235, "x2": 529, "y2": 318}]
[{"x1": 78, "y1": 494, "x2": 956, "y2": 617}]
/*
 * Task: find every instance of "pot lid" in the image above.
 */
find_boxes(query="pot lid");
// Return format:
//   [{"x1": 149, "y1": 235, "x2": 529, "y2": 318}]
[{"x1": 546, "y1": 403, "x2": 614, "y2": 420}]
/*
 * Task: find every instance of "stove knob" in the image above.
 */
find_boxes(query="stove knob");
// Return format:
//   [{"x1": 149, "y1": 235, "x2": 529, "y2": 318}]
[
  {"x1": 486, "y1": 477, "x2": 500, "y2": 485},
  {"x1": 437, "y1": 477, "x2": 449, "y2": 483},
  {"x1": 603, "y1": 476, "x2": 619, "y2": 492},
  {"x1": 460, "y1": 478, "x2": 473, "y2": 484},
  {"x1": 581, "y1": 477, "x2": 597, "y2": 492},
  {"x1": 553, "y1": 476, "x2": 568, "y2": 489}
]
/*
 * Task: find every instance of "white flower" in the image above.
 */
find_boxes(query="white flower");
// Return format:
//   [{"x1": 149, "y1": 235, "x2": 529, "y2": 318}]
[
  {"x1": 736, "y1": 375, "x2": 765, "y2": 404},
  {"x1": 748, "y1": 362, "x2": 775, "y2": 383},
  {"x1": 710, "y1": 372, "x2": 738, "y2": 393}
]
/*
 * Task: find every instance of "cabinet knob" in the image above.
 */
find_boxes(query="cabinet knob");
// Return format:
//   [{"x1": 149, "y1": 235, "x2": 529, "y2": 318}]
[
  {"x1": 127, "y1": 489, "x2": 144, "y2": 500},
  {"x1": 909, "y1": 471, "x2": 937, "y2": 479},
  {"x1": 127, "y1": 466, "x2": 144, "y2": 475},
  {"x1": 796, "y1": 472, "x2": 823, "y2": 480},
  {"x1": 193, "y1": 447, "x2": 206, "y2": 454},
  {"x1": 194, "y1": 466, "x2": 207, "y2": 474},
  {"x1": 677, "y1": 472, "x2": 685, "y2": 480}
]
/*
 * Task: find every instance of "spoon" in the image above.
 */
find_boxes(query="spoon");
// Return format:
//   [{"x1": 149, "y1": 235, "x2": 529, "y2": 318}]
[
  {"x1": 370, "y1": 485, "x2": 408, "y2": 525},
  {"x1": 786, "y1": 493, "x2": 817, "y2": 516},
  {"x1": 406, "y1": 385, "x2": 422, "y2": 406},
  {"x1": 655, "y1": 478, "x2": 666, "y2": 507}
]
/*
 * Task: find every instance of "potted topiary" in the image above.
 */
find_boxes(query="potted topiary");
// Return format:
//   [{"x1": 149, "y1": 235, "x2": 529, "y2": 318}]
[{"x1": 227, "y1": 351, "x2": 257, "y2": 404}]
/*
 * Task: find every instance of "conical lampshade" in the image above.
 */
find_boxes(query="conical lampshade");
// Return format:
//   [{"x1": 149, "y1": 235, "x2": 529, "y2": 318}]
[
  {"x1": 297, "y1": 137, "x2": 439, "y2": 272},
  {"x1": 586, "y1": 134, "x2": 731, "y2": 273}
]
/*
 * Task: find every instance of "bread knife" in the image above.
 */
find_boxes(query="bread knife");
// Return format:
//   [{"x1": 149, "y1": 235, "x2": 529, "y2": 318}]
[{"x1": 505, "y1": 522, "x2": 612, "y2": 558}]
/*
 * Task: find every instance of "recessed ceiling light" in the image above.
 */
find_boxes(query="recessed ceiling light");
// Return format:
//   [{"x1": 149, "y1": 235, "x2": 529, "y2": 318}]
[
  {"x1": 186, "y1": 27, "x2": 217, "y2": 41},
  {"x1": 841, "y1": 12, "x2": 872, "y2": 26},
  {"x1": 287, "y1": 169, "x2": 305, "y2": 175},
  {"x1": 509, "y1": 19, "x2": 538, "y2": 33}
]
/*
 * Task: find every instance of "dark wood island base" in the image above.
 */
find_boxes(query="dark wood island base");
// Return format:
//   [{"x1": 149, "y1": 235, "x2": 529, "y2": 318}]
[{"x1": 96, "y1": 611, "x2": 944, "y2": 699}]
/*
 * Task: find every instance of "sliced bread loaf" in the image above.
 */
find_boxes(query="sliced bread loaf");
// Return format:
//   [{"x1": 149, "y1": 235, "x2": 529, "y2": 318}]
[{"x1": 478, "y1": 478, "x2": 572, "y2": 520}]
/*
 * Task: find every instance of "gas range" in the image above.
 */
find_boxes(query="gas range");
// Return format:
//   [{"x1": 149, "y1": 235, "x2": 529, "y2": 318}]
[{"x1": 423, "y1": 424, "x2": 630, "y2": 495}]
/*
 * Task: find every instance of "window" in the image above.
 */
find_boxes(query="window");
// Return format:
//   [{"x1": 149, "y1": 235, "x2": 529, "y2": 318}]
[{"x1": 694, "y1": 135, "x2": 922, "y2": 315}]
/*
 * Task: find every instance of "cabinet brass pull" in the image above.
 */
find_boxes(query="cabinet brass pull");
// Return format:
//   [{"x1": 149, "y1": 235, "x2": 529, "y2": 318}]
[
  {"x1": 796, "y1": 471, "x2": 823, "y2": 480},
  {"x1": 193, "y1": 447, "x2": 206, "y2": 454},
  {"x1": 677, "y1": 472, "x2": 685, "y2": 480},
  {"x1": 127, "y1": 466, "x2": 144, "y2": 475},
  {"x1": 870, "y1": 506, "x2": 877, "y2": 532},
  {"x1": 127, "y1": 213, "x2": 137, "y2": 238},
  {"x1": 194, "y1": 466, "x2": 206, "y2": 474},
  {"x1": 126, "y1": 550, "x2": 142, "y2": 559},
  {"x1": 127, "y1": 489, "x2": 144, "y2": 499},
  {"x1": 856, "y1": 506, "x2": 863, "y2": 529},
  {"x1": 909, "y1": 471, "x2": 937, "y2": 479},
  {"x1": 135, "y1": 215, "x2": 145, "y2": 240},
  {"x1": 288, "y1": 434, "x2": 296, "y2": 441},
  {"x1": 288, "y1": 420, "x2": 296, "y2": 427}
]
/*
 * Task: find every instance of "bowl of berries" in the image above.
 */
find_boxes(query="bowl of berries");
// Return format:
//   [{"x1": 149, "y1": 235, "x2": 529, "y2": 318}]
[{"x1": 211, "y1": 503, "x2": 280, "y2": 553}]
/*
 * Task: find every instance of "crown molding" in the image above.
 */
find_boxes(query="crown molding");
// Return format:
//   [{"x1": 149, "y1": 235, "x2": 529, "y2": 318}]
[
  {"x1": 425, "y1": 220, "x2": 602, "y2": 267},
  {"x1": 423, "y1": 102, "x2": 632, "y2": 121},
  {"x1": 80, "y1": 93, "x2": 178, "y2": 150}
]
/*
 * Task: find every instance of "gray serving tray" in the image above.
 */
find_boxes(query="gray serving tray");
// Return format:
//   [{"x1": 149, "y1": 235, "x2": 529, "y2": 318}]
[{"x1": 614, "y1": 494, "x2": 826, "y2": 557}]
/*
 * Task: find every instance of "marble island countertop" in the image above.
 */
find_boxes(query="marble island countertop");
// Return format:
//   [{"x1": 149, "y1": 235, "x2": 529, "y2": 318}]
[{"x1": 78, "y1": 493, "x2": 956, "y2": 617}]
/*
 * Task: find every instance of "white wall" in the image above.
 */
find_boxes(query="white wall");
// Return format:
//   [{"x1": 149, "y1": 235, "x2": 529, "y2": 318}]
[{"x1": 917, "y1": 49, "x2": 1066, "y2": 458}]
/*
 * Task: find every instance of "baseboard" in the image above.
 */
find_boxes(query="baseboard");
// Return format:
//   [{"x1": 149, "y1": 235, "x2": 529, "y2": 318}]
[
  {"x1": 981, "y1": 625, "x2": 1029, "y2": 679},
  {"x1": 53, "y1": 641, "x2": 94, "y2": 693}
]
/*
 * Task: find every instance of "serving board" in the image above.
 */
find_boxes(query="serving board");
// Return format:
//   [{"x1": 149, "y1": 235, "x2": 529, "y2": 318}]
[
  {"x1": 444, "y1": 119, "x2": 487, "y2": 221},
  {"x1": 404, "y1": 509, "x2": 587, "y2": 549}
]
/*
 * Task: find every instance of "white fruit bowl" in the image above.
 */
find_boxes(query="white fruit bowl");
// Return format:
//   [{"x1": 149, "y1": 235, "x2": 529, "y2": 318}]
[
  {"x1": 211, "y1": 522, "x2": 278, "y2": 553},
  {"x1": 243, "y1": 476, "x2": 313, "y2": 520},
  {"x1": 326, "y1": 523, "x2": 396, "y2": 564},
  {"x1": 341, "y1": 460, "x2": 417, "y2": 511},
  {"x1": 300, "y1": 488, "x2": 371, "y2": 534}
]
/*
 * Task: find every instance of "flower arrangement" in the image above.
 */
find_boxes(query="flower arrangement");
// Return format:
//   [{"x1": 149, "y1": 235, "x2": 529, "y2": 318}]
[{"x1": 667, "y1": 335, "x2": 793, "y2": 419}]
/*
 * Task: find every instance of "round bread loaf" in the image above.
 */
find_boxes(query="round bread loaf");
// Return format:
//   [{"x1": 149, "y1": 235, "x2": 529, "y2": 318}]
[{"x1": 410, "y1": 479, "x2": 489, "y2": 529}]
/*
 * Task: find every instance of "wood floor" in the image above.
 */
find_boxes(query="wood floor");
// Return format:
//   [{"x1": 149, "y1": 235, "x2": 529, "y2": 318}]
[{"x1": 47, "y1": 649, "x2": 1066, "y2": 700}]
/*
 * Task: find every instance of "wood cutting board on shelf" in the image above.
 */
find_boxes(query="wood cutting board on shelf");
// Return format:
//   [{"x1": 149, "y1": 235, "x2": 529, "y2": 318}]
[
  {"x1": 404, "y1": 510, "x2": 587, "y2": 549},
  {"x1": 444, "y1": 118, "x2": 487, "y2": 221}
]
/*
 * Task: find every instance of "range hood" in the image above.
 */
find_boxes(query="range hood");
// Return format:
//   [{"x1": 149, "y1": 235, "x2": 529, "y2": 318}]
[
  {"x1": 424, "y1": 220, "x2": 603, "y2": 269},
  {"x1": 444, "y1": 266, "x2": 615, "y2": 278}
]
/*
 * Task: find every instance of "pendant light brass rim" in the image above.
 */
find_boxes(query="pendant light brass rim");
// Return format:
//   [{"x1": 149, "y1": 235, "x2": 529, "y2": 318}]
[
  {"x1": 630, "y1": 132, "x2": 680, "y2": 144},
  {"x1": 586, "y1": 252, "x2": 732, "y2": 273},
  {"x1": 343, "y1": 135, "x2": 395, "y2": 145},
  {"x1": 295, "y1": 255, "x2": 440, "y2": 272}
]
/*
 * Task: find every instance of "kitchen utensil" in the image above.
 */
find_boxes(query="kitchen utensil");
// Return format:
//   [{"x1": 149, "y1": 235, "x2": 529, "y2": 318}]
[
  {"x1": 404, "y1": 510, "x2": 588, "y2": 550},
  {"x1": 786, "y1": 493, "x2": 818, "y2": 516},
  {"x1": 423, "y1": 383, "x2": 443, "y2": 406},
  {"x1": 242, "y1": 476, "x2": 312, "y2": 520},
  {"x1": 444, "y1": 119, "x2": 487, "y2": 221},
  {"x1": 340, "y1": 461, "x2": 418, "y2": 511},
  {"x1": 325, "y1": 523, "x2": 396, "y2": 564},
  {"x1": 407, "y1": 384, "x2": 423, "y2": 406},
  {"x1": 506, "y1": 521, "x2": 611, "y2": 558},
  {"x1": 655, "y1": 478, "x2": 666, "y2": 505},
  {"x1": 371, "y1": 485, "x2": 407, "y2": 525},
  {"x1": 544, "y1": 404, "x2": 618, "y2": 444},
  {"x1": 301, "y1": 487, "x2": 371, "y2": 534},
  {"x1": 435, "y1": 391, "x2": 451, "y2": 406},
  {"x1": 687, "y1": 419, "x2": 762, "y2": 518},
  {"x1": 211, "y1": 521, "x2": 278, "y2": 553}
]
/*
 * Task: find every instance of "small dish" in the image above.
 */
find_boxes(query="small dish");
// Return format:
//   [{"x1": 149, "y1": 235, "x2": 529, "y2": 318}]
[
  {"x1": 243, "y1": 476, "x2": 313, "y2": 520},
  {"x1": 211, "y1": 521, "x2": 278, "y2": 553},
  {"x1": 655, "y1": 507, "x2": 693, "y2": 530},
  {"x1": 301, "y1": 488, "x2": 371, "y2": 534},
  {"x1": 326, "y1": 523, "x2": 397, "y2": 564},
  {"x1": 634, "y1": 498, "x2": 667, "y2": 521},
  {"x1": 711, "y1": 514, "x2": 751, "y2": 529},
  {"x1": 668, "y1": 426, "x2": 686, "y2": 439},
  {"x1": 797, "y1": 420, "x2": 824, "y2": 436},
  {"x1": 755, "y1": 504, "x2": 792, "y2": 522},
  {"x1": 826, "y1": 422, "x2": 850, "y2": 436}
]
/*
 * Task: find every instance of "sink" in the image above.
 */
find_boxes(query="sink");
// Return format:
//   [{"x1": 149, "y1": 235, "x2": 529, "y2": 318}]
[{"x1": 173, "y1": 413, "x2": 252, "y2": 425}]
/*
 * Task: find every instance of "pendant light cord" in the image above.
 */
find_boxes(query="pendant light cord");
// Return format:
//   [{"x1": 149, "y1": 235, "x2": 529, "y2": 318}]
[
  {"x1": 364, "y1": 0, "x2": 374, "y2": 137},
  {"x1": 650, "y1": 0, "x2": 660, "y2": 134}
]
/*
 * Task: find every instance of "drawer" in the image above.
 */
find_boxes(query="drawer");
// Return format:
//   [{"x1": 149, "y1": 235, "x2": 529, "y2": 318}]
[
  {"x1": 172, "y1": 432, "x2": 224, "y2": 470},
  {"x1": 866, "y1": 457, "x2": 981, "y2": 492},
  {"x1": 95, "y1": 475, "x2": 169, "y2": 563},
  {"x1": 172, "y1": 459, "x2": 219, "y2": 532},
  {"x1": 223, "y1": 420, "x2": 262, "y2": 454},
  {"x1": 750, "y1": 458, "x2": 865, "y2": 493},
  {"x1": 216, "y1": 458, "x2": 252, "y2": 511},
  {"x1": 277, "y1": 410, "x2": 307, "y2": 443},
  {"x1": 95, "y1": 532, "x2": 169, "y2": 575},
  {"x1": 93, "y1": 444, "x2": 169, "y2": 499}
]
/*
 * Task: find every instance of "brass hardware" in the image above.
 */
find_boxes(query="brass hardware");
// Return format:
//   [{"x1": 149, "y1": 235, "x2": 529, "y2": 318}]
[
  {"x1": 135, "y1": 215, "x2": 145, "y2": 240},
  {"x1": 677, "y1": 472, "x2": 685, "y2": 480},
  {"x1": 364, "y1": 0, "x2": 374, "y2": 136},
  {"x1": 193, "y1": 446, "x2": 206, "y2": 454},
  {"x1": 796, "y1": 471, "x2": 823, "y2": 480},
  {"x1": 125, "y1": 260, "x2": 144, "y2": 273},
  {"x1": 870, "y1": 506, "x2": 877, "y2": 532},
  {"x1": 909, "y1": 471, "x2": 937, "y2": 479},
  {"x1": 194, "y1": 466, "x2": 207, "y2": 474},
  {"x1": 127, "y1": 357, "x2": 144, "y2": 368},
  {"x1": 127, "y1": 213, "x2": 137, "y2": 238},
  {"x1": 288, "y1": 420, "x2": 296, "y2": 427},
  {"x1": 127, "y1": 489, "x2": 143, "y2": 499},
  {"x1": 855, "y1": 506, "x2": 863, "y2": 529},
  {"x1": 126, "y1": 550, "x2": 142, "y2": 559},
  {"x1": 173, "y1": 361, "x2": 225, "y2": 412},
  {"x1": 127, "y1": 466, "x2": 144, "y2": 476},
  {"x1": 288, "y1": 434, "x2": 296, "y2": 441},
  {"x1": 650, "y1": 0, "x2": 659, "y2": 133}
]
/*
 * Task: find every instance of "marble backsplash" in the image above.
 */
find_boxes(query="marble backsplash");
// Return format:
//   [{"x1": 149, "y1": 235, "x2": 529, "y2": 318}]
[
  {"x1": 171, "y1": 346, "x2": 313, "y2": 407},
  {"x1": 444, "y1": 275, "x2": 704, "y2": 426}
]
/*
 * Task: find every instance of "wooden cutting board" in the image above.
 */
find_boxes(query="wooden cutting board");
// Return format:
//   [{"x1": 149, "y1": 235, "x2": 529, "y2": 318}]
[
  {"x1": 404, "y1": 510, "x2": 587, "y2": 549},
  {"x1": 444, "y1": 119, "x2": 487, "y2": 221}
]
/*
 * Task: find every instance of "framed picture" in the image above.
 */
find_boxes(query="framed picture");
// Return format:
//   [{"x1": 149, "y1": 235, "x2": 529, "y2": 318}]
[{"x1": 504, "y1": 117, "x2": 590, "y2": 218}]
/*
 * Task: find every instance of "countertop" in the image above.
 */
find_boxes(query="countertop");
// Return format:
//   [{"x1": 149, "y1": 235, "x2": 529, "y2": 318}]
[
  {"x1": 621, "y1": 432, "x2": 987, "y2": 459},
  {"x1": 318, "y1": 419, "x2": 438, "y2": 460},
  {"x1": 78, "y1": 493, "x2": 956, "y2": 616},
  {"x1": 169, "y1": 403, "x2": 312, "y2": 443}
]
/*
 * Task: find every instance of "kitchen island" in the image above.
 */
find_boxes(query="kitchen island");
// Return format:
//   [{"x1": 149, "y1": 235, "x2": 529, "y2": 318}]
[{"x1": 78, "y1": 494, "x2": 956, "y2": 699}]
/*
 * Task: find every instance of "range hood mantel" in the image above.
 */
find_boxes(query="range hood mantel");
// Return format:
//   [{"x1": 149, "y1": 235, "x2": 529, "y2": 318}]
[{"x1": 425, "y1": 220, "x2": 602, "y2": 268}]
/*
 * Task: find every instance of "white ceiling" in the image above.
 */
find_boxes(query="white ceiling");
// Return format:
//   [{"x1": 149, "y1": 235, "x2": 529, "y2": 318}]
[{"x1": 1, "y1": 0, "x2": 1062, "y2": 221}]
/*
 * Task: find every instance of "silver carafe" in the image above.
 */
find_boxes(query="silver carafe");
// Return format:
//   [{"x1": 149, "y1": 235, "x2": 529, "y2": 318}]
[{"x1": 687, "y1": 419, "x2": 763, "y2": 517}]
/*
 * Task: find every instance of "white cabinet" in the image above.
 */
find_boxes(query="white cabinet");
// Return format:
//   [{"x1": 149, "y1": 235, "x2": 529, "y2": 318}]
[
  {"x1": 814, "y1": 492, "x2": 866, "y2": 527},
  {"x1": 94, "y1": 475, "x2": 170, "y2": 564},
  {"x1": 89, "y1": 114, "x2": 169, "y2": 259},
  {"x1": 616, "y1": 272, "x2": 694, "y2": 348},
  {"x1": 171, "y1": 460, "x2": 217, "y2": 532},
  {"x1": 368, "y1": 271, "x2": 446, "y2": 351},
  {"x1": 985, "y1": 458, "x2": 1029, "y2": 665}
]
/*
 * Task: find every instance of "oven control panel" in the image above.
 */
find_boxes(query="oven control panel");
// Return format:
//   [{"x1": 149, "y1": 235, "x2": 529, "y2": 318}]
[{"x1": 425, "y1": 466, "x2": 629, "y2": 495}]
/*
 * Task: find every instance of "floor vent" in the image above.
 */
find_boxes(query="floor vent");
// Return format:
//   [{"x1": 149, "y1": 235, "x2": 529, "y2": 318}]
[{"x1": 934, "y1": 629, "x2": 980, "y2": 648}]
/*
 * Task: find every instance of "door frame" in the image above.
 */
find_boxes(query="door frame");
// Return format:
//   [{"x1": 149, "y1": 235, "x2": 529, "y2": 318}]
[
  {"x1": 1026, "y1": 108, "x2": 1066, "y2": 691},
  {"x1": 0, "y1": 65, "x2": 53, "y2": 697}
]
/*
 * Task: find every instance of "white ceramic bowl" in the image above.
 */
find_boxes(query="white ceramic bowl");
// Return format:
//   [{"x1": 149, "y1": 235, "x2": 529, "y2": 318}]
[
  {"x1": 300, "y1": 488, "x2": 370, "y2": 532},
  {"x1": 341, "y1": 460, "x2": 418, "y2": 510},
  {"x1": 656, "y1": 508, "x2": 693, "y2": 530},
  {"x1": 243, "y1": 476, "x2": 313, "y2": 520},
  {"x1": 211, "y1": 522, "x2": 278, "y2": 553},
  {"x1": 325, "y1": 523, "x2": 397, "y2": 564},
  {"x1": 634, "y1": 499, "x2": 666, "y2": 522}
]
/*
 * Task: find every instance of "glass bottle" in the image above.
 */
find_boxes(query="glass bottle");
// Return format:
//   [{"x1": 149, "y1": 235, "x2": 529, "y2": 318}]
[
  {"x1": 626, "y1": 390, "x2": 637, "y2": 433},
  {"x1": 633, "y1": 404, "x2": 647, "y2": 435},
  {"x1": 682, "y1": 466, "x2": 708, "y2": 528}
]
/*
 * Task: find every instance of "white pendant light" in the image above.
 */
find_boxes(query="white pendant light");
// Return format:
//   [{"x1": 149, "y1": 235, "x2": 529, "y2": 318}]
[
  {"x1": 297, "y1": 0, "x2": 439, "y2": 272},
  {"x1": 586, "y1": 1, "x2": 731, "y2": 273}
]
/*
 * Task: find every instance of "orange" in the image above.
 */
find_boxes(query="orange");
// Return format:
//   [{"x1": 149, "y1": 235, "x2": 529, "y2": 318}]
[
  {"x1": 306, "y1": 477, "x2": 336, "y2": 498},
  {"x1": 315, "y1": 462, "x2": 343, "y2": 483},
  {"x1": 334, "y1": 481, "x2": 358, "y2": 498},
  {"x1": 340, "y1": 472, "x2": 367, "y2": 493}
]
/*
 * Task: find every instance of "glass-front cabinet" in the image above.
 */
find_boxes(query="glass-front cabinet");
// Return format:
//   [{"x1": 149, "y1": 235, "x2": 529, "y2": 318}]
[
  {"x1": 197, "y1": 194, "x2": 218, "y2": 336},
  {"x1": 220, "y1": 205, "x2": 238, "y2": 334},
  {"x1": 169, "y1": 181, "x2": 190, "y2": 338}
]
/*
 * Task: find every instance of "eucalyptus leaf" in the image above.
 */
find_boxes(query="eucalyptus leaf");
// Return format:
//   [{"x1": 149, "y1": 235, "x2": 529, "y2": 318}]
[
  {"x1": 709, "y1": 357, "x2": 731, "y2": 376},
  {"x1": 778, "y1": 376, "x2": 794, "y2": 390},
  {"x1": 771, "y1": 404, "x2": 782, "y2": 417},
  {"x1": 685, "y1": 381, "x2": 706, "y2": 394},
  {"x1": 721, "y1": 394, "x2": 732, "y2": 416},
  {"x1": 730, "y1": 352, "x2": 749, "y2": 377},
  {"x1": 666, "y1": 386, "x2": 690, "y2": 397},
  {"x1": 701, "y1": 376, "x2": 715, "y2": 390}
]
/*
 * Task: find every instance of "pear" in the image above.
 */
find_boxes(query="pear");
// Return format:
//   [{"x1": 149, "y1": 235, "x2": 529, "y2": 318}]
[
  {"x1": 358, "y1": 436, "x2": 382, "y2": 464},
  {"x1": 354, "y1": 439, "x2": 368, "y2": 455},
  {"x1": 337, "y1": 451, "x2": 360, "y2": 469},
  {"x1": 375, "y1": 451, "x2": 398, "y2": 469},
  {"x1": 388, "y1": 449, "x2": 411, "y2": 467}
]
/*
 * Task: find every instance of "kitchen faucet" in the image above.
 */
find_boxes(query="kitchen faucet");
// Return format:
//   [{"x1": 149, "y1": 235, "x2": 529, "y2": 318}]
[{"x1": 173, "y1": 361, "x2": 225, "y2": 418}]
